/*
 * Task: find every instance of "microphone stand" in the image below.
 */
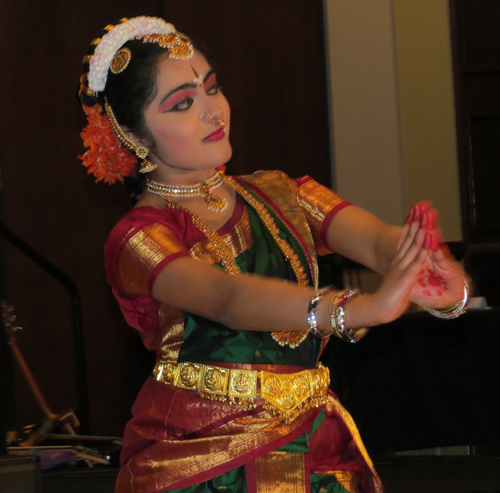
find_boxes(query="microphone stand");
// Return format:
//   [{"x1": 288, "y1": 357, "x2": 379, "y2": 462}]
[{"x1": 0, "y1": 222, "x2": 90, "y2": 444}]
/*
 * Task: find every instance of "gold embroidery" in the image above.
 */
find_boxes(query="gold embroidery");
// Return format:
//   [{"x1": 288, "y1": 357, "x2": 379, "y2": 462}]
[
  {"x1": 116, "y1": 405, "x2": 314, "y2": 493},
  {"x1": 188, "y1": 239, "x2": 220, "y2": 265},
  {"x1": 327, "y1": 396, "x2": 384, "y2": 493},
  {"x1": 334, "y1": 471, "x2": 361, "y2": 493},
  {"x1": 298, "y1": 178, "x2": 345, "y2": 256},
  {"x1": 188, "y1": 206, "x2": 254, "y2": 264},
  {"x1": 221, "y1": 206, "x2": 254, "y2": 258},
  {"x1": 254, "y1": 452, "x2": 306, "y2": 493},
  {"x1": 118, "y1": 224, "x2": 184, "y2": 296},
  {"x1": 158, "y1": 304, "x2": 184, "y2": 363},
  {"x1": 240, "y1": 170, "x2": 319, "y2": 286},
  {"x1": 314, "y1": 471, "x2": 361, "y2": 493}
]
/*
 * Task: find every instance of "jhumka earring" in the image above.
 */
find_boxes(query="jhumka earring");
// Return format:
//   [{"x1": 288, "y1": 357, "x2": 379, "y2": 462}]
[{"x1": 104, "y1": 99, "x2": 157, "y2": 174}]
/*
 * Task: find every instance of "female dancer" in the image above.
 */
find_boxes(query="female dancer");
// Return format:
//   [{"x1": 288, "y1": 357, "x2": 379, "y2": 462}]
[{"x1": 79, "y1": 16, "x2": 468, "y2": 493}]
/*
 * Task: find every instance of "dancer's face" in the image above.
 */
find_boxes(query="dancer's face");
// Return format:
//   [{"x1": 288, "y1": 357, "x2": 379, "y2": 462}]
[{"x1": 141, "y1": 51, "x2": 232, "y2": 172}]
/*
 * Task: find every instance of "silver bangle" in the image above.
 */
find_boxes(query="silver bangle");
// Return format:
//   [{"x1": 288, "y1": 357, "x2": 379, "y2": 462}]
[
  {"x1": 425, "y1": 278, "x2": 471, "y2": 320},
  {"x1": 307, "y1": 286, "x2": 333, "y2": 339},
  {"x1": 331, "y1": 289, "x2": 362, "y2": 343}
]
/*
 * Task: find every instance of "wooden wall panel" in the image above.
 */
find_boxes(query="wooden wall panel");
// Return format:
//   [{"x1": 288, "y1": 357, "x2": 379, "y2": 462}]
[
  {"x1": 0, "y1": 1, "x2": 332, "y2": 437},
  {"x1": 160, "y1": 0, "x2": 332, "y2": 184},
  {"x1": 0, "y1": 0, "x2": 161, "y2": 436},
  {"x1": 450, "y1": 0, "x2": 500, "y2": 304}
]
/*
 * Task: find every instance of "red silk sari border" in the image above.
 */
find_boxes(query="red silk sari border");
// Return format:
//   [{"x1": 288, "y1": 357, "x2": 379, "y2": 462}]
[{"x1": 166, "y1": 409, "x2": 321, "y2": 492}]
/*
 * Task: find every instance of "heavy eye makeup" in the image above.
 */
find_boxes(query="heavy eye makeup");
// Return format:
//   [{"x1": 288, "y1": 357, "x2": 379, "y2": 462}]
[
  {"x1": 204, "y1": 72, "x2": 221, "y2": 95},
  {"x1": 159, "y1": 89, "x2": 197, "y2": 113}
]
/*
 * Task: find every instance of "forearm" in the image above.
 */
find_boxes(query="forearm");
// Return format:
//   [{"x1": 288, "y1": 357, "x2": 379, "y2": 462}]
[
  {"x1": 152, "y1": 257, "x2": 386, "y2": 334},
  {"x1": 372, "y1": 224, "x2": 401, "y2": 274},
  {"x1": 152, "y1": 257, "x2": 315, "y2": 332}
]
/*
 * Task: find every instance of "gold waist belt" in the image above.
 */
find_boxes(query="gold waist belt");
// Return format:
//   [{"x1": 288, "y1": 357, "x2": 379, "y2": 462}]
[{"x1": 153, "y1": 361, "x2": 330, "y2": 423}]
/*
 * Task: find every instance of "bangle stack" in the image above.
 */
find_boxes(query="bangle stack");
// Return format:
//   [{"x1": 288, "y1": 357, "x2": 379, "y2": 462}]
[
  {"x1": 329, "y1": 289, "x2": 363, "y2": 343},
  {"x1": 307, "y1": 287, "x2": 366, "y2": 343},
  {"x1": 425, "y1": 277, "x2": 471, "y2": 319},
  {"x1": 307, "y1": 286, "x2": 333, "y2": 339}
]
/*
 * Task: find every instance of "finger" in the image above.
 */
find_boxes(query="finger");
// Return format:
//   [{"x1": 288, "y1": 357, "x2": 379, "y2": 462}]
[
  {"x1": 417, "y1": 200, "x2": 433, "y2": 212},
  {"x1": 396, "y1": 205, "x2": 426, "y2": 260},
  {"x1": 396, "y1": 208, "x2": 414, "y2": 250},
  {"x1": 397, "y1": 230, "x2": 431, "y2": 270}
]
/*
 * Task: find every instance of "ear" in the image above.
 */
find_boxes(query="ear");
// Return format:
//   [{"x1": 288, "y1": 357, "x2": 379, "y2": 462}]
[{"x1": 121, "y1": 125, "x2": 151, "y2": 150}]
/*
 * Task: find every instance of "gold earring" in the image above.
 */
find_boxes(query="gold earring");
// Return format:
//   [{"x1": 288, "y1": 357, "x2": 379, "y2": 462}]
[{"x1": 105, "y1": 98, "x2": 157, "y2": 174}]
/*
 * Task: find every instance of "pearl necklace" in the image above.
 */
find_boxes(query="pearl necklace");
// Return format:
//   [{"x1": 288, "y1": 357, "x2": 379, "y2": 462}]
[{"x1": 147, "y1": 171, "x2": 228, "y2": 213}]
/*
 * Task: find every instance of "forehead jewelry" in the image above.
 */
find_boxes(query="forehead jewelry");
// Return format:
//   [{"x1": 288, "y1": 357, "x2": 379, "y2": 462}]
[
  {"x1": 147, "y1": 171, "x2": 228, "y2": 213},
  {"x1": 204, "y1": 112, "x2": 226, "y2": 130},
  {"x1": 192, "y1": 67, "x2": 204, "y2": 86},
  {"x1": 83, "y1": 17, "x2": 194, "y2": 97}
]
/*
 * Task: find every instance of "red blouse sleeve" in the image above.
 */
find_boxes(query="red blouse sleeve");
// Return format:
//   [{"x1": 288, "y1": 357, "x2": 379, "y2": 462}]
[
  {"x1": 105, "y1": 209, "x2": 190, "y2": 298},
  {"x1": 296, "y1": 176, "x2": 352, "y2": 256}
]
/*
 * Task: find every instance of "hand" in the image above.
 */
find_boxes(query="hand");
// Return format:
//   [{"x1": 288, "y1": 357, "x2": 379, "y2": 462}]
[
  {"x1": 369, "y1": 205, "x2": 432, "y2": 324},
  {"x1": 407, "y1": 202, "x2": 467, "y2": 309}
]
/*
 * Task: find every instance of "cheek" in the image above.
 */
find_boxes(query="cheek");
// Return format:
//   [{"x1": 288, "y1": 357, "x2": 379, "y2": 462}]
[{"x1": 153, "y1": 125, "x2": 195, "y2": 157}]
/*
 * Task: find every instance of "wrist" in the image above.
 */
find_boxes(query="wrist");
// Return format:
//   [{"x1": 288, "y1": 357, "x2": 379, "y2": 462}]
[{"x1": 344, "y1": 293, "x2": 384, "y2": 328}]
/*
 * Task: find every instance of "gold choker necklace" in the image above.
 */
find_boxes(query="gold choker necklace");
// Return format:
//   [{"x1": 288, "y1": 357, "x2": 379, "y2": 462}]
[{"x1": 147, "y1": 171, "x2": 228, "y2": 212}]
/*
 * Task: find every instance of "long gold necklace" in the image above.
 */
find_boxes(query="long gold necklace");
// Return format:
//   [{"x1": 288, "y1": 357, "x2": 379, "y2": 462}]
[
  {"x1": 147, "y1": 171, "x2": 228, "y2": 212},
  {"x1": 159, "y1": 175, "x2": 310, "y2": 348}
]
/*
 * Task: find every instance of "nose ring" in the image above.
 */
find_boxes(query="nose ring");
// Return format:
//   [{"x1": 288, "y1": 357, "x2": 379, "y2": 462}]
[{"x1": 204, "y1": 112, "x2": 226, "y2": 129}]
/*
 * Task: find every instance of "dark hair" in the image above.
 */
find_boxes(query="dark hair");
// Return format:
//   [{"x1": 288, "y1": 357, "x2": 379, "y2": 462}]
[
  {"x1": 106, "y1": 41, "x2": 169, "y2": 203},
  {"x1": 79, "y1": 21, "x2": 209, "y2": 204},
  {"x1": 81, "y1": 32, "x2": 170, "y2": 203}
]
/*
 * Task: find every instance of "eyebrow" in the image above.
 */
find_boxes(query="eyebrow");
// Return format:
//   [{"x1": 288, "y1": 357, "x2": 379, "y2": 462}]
[{"x1": 158, "y1": 70, "x2": 217, "y2": 107}]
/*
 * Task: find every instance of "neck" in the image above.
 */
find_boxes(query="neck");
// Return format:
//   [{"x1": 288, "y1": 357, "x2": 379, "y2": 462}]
[{"x1": 148, "y1": 167, "x2": 219, "y2": 186}]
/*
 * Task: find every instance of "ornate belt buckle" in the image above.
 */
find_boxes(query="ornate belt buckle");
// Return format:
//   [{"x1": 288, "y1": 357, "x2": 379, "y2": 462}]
[{"x1": 260, "y1": 370, "x2": 312, "y2": 419}]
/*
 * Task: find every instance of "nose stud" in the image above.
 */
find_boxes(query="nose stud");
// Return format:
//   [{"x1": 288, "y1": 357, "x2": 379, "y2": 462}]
[{"x1": 204, "y1": 112, "x2": 226, "y2": 129}]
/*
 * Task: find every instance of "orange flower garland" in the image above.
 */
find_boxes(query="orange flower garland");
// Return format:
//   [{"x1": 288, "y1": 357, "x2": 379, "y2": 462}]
[{"x1": 79, "y1": 104, "x2": 138, "y2": 184}]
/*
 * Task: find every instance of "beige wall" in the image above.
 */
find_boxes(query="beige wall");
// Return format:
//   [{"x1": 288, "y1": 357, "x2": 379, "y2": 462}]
[{"x1": 324, "y1": 0, "x2": 462, "y2": 241}]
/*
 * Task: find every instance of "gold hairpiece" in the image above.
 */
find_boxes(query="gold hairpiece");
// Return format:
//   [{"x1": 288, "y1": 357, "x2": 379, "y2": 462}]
[
  {"x1": 110, "y1": 47, "x2": 132, "y2": 74},
  {"x1": 137, "y1": 32, "x2": 194, "y2": 60}
]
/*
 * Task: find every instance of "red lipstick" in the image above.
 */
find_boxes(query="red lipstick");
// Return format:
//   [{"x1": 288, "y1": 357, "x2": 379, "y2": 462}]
[{"x1": 203, "y1": 128, "x2": 226, "y2": 142}]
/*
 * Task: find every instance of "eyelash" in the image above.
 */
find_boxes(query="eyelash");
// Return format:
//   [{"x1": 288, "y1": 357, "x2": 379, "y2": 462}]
[{"x1": 168, "y1": 83, "x2": 223, "y2": 112}]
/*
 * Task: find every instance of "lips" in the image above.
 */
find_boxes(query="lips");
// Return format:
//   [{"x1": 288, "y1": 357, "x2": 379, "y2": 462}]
[{"x1": 203, "y1": 127, "x2": 226, "y2": 142}]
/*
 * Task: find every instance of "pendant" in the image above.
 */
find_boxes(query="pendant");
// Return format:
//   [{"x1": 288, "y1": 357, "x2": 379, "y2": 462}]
[
  {"x1": 204, "y1": 192, "x2": 228, "y2": 213},
  {"x1": 271, "y1": 330, "x2": 310, "y2": 349}
]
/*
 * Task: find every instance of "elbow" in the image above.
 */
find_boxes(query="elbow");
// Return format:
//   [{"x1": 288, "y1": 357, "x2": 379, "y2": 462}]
[{"x1": 211, "y1": 278, "x2": 242, "y2": 330}]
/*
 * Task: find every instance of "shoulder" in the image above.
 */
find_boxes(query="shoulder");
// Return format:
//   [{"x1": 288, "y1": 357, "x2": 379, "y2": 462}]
[
  {"x1": 238, "y1": 169, "x2": 297, "y2": 188},
  {"x1": 104, "y1": 206, "x2": 189, "y2": 263}
]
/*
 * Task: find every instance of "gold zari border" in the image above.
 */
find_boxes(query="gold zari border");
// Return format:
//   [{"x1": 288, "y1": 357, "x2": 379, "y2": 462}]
[
  {"x1": 254, "y1": 451, "x2": 306, "y2": 493},
  {"x1": 153, "y1": 362, "x2": 330, "y2": 424}
]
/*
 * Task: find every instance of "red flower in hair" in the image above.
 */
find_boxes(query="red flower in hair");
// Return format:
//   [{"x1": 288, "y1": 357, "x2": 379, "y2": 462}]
[{"x1": 79, "y1": 104, "x2": 138, "y2": 184}]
